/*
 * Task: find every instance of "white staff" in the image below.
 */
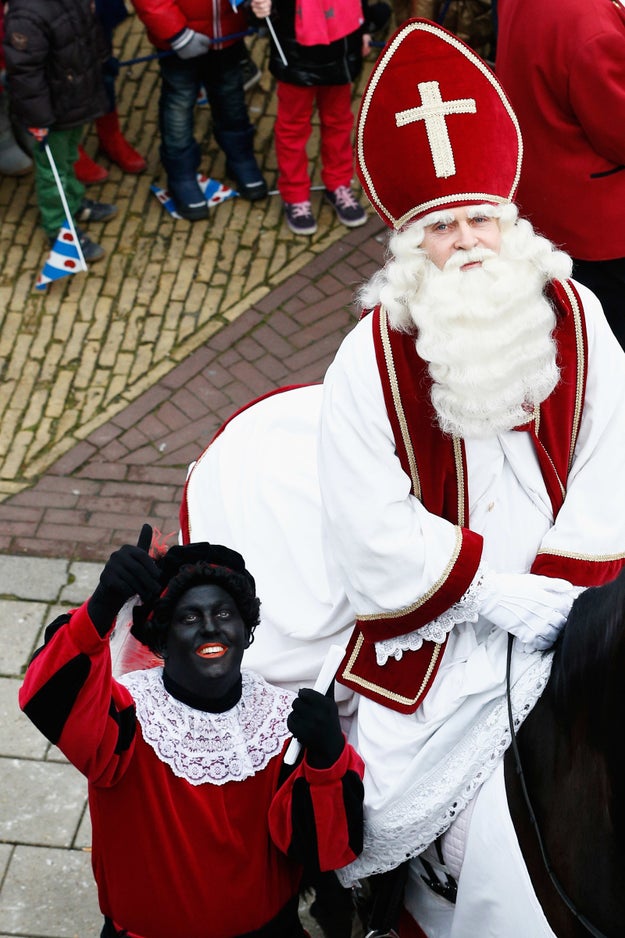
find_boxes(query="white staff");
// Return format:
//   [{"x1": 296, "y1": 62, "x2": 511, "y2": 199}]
[
  {"x1": 250, "y1": 0, "x2": 288, "y2": 67},
  {"x1": 283, "y1": 643, "x2": 346, "y2": 765}
]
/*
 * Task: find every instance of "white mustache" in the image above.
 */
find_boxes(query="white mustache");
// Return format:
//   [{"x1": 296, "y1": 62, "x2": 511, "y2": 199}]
[{"x1": 444, "y1": 248, "x2": 499, "y2": 271}]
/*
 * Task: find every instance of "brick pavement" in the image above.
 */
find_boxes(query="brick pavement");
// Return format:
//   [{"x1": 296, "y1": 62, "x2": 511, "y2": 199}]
[
  {"x1": 0, "y1": 13, "x2": 389, "y2": 562},
  {"x1": 0, "y1": 218, "x2": 386, "y2": 561}
]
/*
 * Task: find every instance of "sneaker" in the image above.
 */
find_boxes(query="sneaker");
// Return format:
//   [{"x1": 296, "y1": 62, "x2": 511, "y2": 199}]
[
  {"x1": 76, "y1": 230, "x2": 105, "y2": 262},
  {"x1": 47, "y1": 227, "x2": 105, "y2": 262},
  {"x1": 241, "y1": 55, "x2": 262, "y2": 92},
  {"x1": 283, "y1": 201, "x2": 317, "y2": 235},
  {"x1": 77, "y1": 198, "x2": 117, "y2": 223},
  {"x1": 324, "y1": 186, "x2": 367, "y2": 228}
]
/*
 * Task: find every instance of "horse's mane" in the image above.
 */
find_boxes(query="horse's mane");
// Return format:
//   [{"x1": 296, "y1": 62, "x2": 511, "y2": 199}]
[
  {"x1": 551, "y1": 568, "x2": 625, "y2": 750},
  {"x1": 547, "y1": 569, "x2": 625, "y2": 847}
]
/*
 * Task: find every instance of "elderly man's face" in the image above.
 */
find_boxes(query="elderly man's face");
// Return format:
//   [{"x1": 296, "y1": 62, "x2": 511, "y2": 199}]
[
  {"x1": 420, "y1": 207, "x2": 501, "y2": 270},
  {"x1": 163, "y1": 583, "x2": 250, "y2": 699}
]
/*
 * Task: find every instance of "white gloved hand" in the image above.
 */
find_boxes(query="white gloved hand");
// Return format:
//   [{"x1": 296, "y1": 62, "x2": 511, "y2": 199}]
[
  {"x1": 479, "y1": 570, "x2": 578, "y2": 651},
  {"x1": 170, "y1": 28, "x2": 211, "y2": 59}
]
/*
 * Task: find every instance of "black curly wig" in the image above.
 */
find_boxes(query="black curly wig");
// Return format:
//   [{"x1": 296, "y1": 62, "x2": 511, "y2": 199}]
[{"x1": 130, "y1": 543, "x2": 261, "y2": 657}]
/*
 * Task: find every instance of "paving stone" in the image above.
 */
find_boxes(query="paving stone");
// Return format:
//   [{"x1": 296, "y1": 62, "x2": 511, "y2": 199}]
[
  {"x1": 0, "y1": 843, "x2": 12, "y2": 881},
  {"x1": 0, "y1": 757, "x2": 87, "y2": 846},
  {"x1": 61, "y1": 562, "x2": 102, "y2": 605},
  {"x1": 0, "y1": 599, "x2": 49, "y2": 677},
  {"x1": 0, "y1": 679, "x2": 48, "y2": 759},
  {"x1": 74, "y1": 807, "x2": 92, "y2": 852},
  {"x1": 0, "y1": 557, "x2": 68, "y2": 602},
  {"x1": 0, "y1": 844, "x2": 101, "y2": 937}
]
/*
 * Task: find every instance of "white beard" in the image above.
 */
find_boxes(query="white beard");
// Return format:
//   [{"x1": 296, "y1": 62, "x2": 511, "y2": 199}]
[{"x1": 408, "y1": 249, "x2": 560, "y2": 438}]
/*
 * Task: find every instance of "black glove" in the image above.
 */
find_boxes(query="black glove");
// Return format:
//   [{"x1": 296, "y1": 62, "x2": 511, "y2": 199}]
[
  {"x1": 287, "y1": 687, "x2": 345, "y2": 769},
  {"x1": 87, "y1": 524, "x2": 162, "y2": 637}
]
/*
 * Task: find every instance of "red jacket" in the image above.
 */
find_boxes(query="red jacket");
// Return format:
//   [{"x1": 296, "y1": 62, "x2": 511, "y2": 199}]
[
  {"x1": 496, "y1": 0, "x2": 625, "y2": 260},
  {"x1": 130, "y1": 0, "x2": 247, "y2": 50}
]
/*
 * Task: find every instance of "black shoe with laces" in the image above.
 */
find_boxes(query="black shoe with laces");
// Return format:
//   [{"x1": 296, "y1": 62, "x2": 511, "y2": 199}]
[
  {"x1": 283, "y1": 200, "x2": 317, "y2": 235},
  {"x1": 324, "y1": 186, "x2": 367, "y2": 228}
]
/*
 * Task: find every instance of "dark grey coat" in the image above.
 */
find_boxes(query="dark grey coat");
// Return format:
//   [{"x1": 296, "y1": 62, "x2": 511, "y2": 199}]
[{"x1": 3, "y1": 0, "x2": 109, "y2": 129}]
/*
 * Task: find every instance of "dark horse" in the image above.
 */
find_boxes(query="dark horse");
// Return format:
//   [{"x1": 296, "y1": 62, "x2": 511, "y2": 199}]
[{"x1": 504, "y1": 570, "x2": 625, "y2": 937}]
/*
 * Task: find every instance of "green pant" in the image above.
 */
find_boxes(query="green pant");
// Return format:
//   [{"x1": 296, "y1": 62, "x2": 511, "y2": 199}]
[{"x1": 33, "y1": 126, "x2": 85, "y2": 238}]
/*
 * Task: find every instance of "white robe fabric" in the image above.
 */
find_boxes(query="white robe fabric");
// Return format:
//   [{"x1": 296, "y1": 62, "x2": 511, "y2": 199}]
[
  {"x1": 183, "y1": 281, "x2": 625, "y2": 922},
  {"x1": 184, "y1": 384, "x2": 357, "y2": 705},
  {"x1": 448, "y1": 760, "x2": 557, "y2": 938},
  {"x1": 404, "y1": 761, "x2": 557, "y2": 938}
]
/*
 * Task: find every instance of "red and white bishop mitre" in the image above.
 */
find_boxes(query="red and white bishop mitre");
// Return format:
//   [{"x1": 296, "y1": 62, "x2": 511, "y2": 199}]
[{"x1": 356, "y1": 18, "x2": 523, "y2": 228}]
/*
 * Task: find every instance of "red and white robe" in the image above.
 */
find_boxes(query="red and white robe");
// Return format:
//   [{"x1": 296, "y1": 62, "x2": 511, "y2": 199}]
[{"x1": 180, "y1": 278, "x2": 625, "y2": 887}]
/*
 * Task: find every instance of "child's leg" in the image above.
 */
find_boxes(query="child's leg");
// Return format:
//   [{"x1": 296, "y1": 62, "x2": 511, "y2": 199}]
[
  {"x1": 204, "y1": 44, "x2": 267, "y2": 200},
  {"x1": 157, "y1": 56, "x2": 208, "y2": 219},
  {"x1": 317, "y1": 84, "x2": 355, "y2": 192},
  {"x1": 275, "y1": 82, "x2": 316, "y2": 203},
  {"x1": 33, "y1": 126, "x2": 85, "y2": 238},
  {"x1": 158, "y1": 55, "x2": 200, "y2": 167},
  {"x1": 204, "y1": 43, "x2": 254, "y2": 135}
]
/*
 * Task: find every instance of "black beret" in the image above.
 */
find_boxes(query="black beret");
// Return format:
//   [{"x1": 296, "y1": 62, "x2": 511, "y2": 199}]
[{"x1": 156, "y1": 542, "x2": 255, "y2": 592}]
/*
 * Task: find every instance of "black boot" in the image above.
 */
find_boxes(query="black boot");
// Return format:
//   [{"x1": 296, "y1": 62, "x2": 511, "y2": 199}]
[
  {"x1": 215, "y1": 126, "x2": 268, "y2": 201},
  {"x1": 161, "y1": 142, "x2": 209, "y2": 221}
]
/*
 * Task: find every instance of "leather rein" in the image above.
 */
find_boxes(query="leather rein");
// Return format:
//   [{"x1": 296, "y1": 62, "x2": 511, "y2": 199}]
[{"x1": 505, "y1": 636, "x2": 608, "y2": 938}]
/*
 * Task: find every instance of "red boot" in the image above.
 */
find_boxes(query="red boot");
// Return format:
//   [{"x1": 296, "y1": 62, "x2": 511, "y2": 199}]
[
  {"x1": 96, "y1": 110, "x2": 146, "y2": 174},
  {"x1": 74, "y1": 144, "x2": 109, "y2": 184}
]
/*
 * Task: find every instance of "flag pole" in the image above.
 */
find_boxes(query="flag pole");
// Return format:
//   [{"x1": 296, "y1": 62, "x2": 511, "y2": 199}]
[
  {"x1": 264, "y1": 16, "x2": 288, "y2": 66},
  {"x1": 44, "y1": 142, "x2": 88, "y2": 271}
]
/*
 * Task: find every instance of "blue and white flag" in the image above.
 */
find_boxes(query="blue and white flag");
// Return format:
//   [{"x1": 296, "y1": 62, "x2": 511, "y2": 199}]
[
  {"x1": 151, "y1": 174, "x2": 238, "y2": 218},
  {"x1": 36, "y1": 142, "x2": 88, "y2": 291},
  {"x1": 36, "y1": 225, "x2": 87, "y2": 291}
]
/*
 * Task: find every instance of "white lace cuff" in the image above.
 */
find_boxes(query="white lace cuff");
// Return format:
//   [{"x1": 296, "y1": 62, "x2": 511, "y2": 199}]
[{"x1": 374, "y1": 566, "x2": 487, "y2": 666}]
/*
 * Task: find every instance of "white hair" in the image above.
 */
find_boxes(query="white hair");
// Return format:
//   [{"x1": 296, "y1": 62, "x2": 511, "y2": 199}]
[
  {"x1": 357, "y1": 203, "x2": 574, "y2": 438},
  {"x1": 357, "y1": 203, "x2": 573, "y2": 330}
]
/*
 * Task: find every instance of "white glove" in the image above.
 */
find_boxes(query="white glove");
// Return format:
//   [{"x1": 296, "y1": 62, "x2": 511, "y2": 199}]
[
  {"x1": 170, "y1": 28, "x2": 211, "y2": 59},
  {"x1": 479, "y1": 570, "x2": 578, "y2": 651}
]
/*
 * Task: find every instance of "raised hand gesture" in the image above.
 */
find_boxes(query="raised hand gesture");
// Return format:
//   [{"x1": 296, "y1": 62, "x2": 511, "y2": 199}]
[{"x1": 87, "y1": 524, "x2": 162, "y2": 637}]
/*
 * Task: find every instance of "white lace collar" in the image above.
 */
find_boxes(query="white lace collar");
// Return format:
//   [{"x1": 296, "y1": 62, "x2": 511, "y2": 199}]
[{"x1": 119, "y1": 667, "x2": 295, "y2": 786}]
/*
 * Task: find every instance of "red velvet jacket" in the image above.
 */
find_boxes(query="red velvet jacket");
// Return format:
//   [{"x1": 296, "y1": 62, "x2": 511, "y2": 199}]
[
  {"x1": 19, "y1": 602, "x2": 364, "y2": 937},
  {"x1": 496, "y1": 0, "x2": 625, "y2": 260}
]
